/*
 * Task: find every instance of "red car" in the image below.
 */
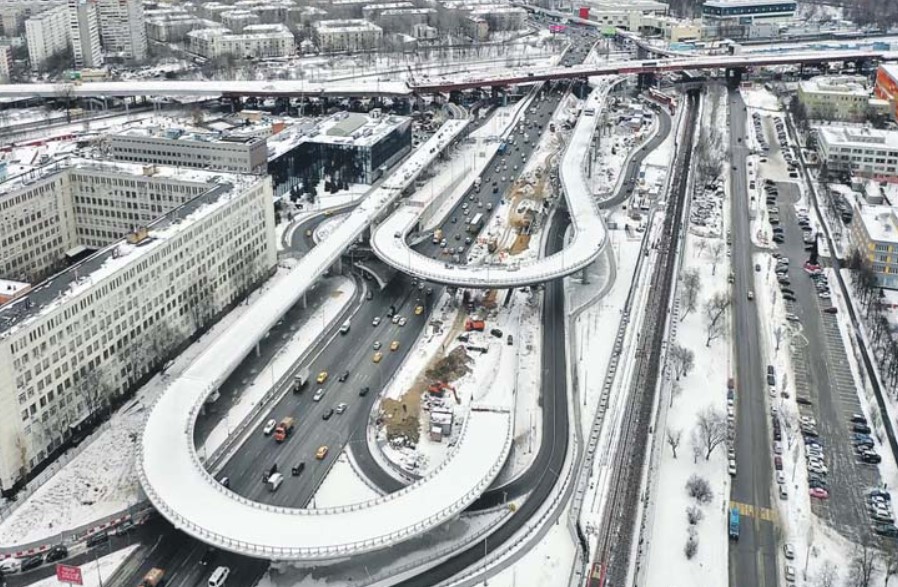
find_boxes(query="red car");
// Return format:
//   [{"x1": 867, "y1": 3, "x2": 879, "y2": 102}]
[
  {"x1": 774, "y1": 456, "x2": 783, "y2": 470},
  {"x1": 809, "y1": 487, "x2": 830, "y2": 500}
]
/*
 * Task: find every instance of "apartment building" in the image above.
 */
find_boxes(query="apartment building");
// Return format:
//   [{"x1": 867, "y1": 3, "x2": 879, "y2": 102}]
[
  {"x1": 221, "y1": 9, "x2": 258, "y2": 33},
  {"x1": 798, "y1": 76, "x2": 871, "y2": 122},
  {"x1": 145, "y1": 13, "x2": 206, "y2": 43},
  {"x1": 0, "y1": 164, "x2": 276, "y2": 493},
  {"x1": 0, "y1": 45, "x2": 11, "y2": 81},
  {"x1": 312, "y1": 19, "x2": 383, "y2": 52},
  {"x1": 110, "y1": 125, "x2": 268, "y2": 173},
  {"x1": 817, "y1": 126, "x2": 898, "y2": 181},
  {"x1": 849, "y1": 203, "x2": 898, "y2": 289},
  {"x1": 68, "y1": 0, "x2": 102, "y2": 69},
  {"x1": 187, "y1": 24, "x2": 294, "y2": 59},
  {"x1": 95, "y1": 0, "x2": 146, "y2": 61},
  {"x1": 24, "y1": 4, "x2": 69, "y2": 71}
]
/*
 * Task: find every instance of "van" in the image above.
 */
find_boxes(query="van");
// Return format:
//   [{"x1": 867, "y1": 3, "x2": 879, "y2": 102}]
[
  {"x1": 268, "y1": 473, "x2": 284, "y2": 492},
  {"x1": 208, "y1": 566, "x2": 230, "y2": 587},
  {"x1": 340, "y1": 320, "x2": 351, "y2": 335}
]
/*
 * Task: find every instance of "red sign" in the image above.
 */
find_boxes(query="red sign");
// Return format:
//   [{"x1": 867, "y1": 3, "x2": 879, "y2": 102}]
[
  {"x1": 56, "y1": 564, "x2": 83, "y2": 585},
  {"x1": 578, "y1": 6, "x2": 590, "y2": 19}
]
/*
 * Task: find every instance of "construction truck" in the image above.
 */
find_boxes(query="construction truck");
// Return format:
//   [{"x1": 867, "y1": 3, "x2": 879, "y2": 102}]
[
  {"x1": 139, "y1": 568, "x2": 165, "y2": 587},
  {"x1": 432, "y1": 228, "x2": 444, "y2": 244},
  {"x1": 274, "y1": 417, "x2": 295, "y2": 442},
  {"x1": 293, "y1": 368, "x2": 310, "y2": 393},
  {"x1": 464, "y1": 318, "x2": 485, "y2": 332}
]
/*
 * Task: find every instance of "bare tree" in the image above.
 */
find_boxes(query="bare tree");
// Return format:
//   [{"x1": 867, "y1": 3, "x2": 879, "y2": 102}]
[
  {"x1": 774, "y1": 325, "x2": 785, "y2": 352},
  {"x1": 704, "y1": 291, "x2": 732, "y2": 347},
  {"x1": 694, "y1": 406, "x2": 727, "y2": 460},
  {"x1": 75, "y1": 366, "x2": 112, "y2": 420},
  {"x1": 818, "y1": 560, "x2": 838, "y2": 587},
  {"x1": 884, "y1": 546, "x2": 898, "y2": 587},
  {"x1": 667, "y1": 427, "x2": 683, "y2": 459},
  {"x1": 670, "y1": 344, "x2": 696, "y2": 381},
  {"x1": 710, "y1": 242, "x2": 725, "y2": 276},
  {"x1": 680, "y1": 268, "x2": 702, "y2": 321},
  {"x1": 670, "y1": 380, "x2": 683, "y2": 407},
  {"x1": 686, "y1": 505, "x2": 704, "y2": 525},
  {"x1": 187, "y1": 266, "x2": 217, "y2": 334},
  {"x1": 694, "y1": 238, "x2": 708, "y2": 258},
  {"x1": 847, "y1": 540, "x2": 877, "y2": 587},
  {"x1": 685, "y1": 474, "x2": 713, "y2": 503}
]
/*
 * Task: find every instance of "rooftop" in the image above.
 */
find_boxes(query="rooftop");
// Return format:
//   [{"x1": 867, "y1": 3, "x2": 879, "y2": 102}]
[
  {"x1": 0, "y1": 161, "x2": 259, "y2": 339},
  {"x1": 314, "y1": 18, "x2": 383, "y2": 32},
  {"x1": 800, "y1": 75, "x2": 869, "y2": 96},
  {"x1": 880, "y1": 63, "x2": 898, "y2": 84},
  {"x1": 114, "y1": 123, "x2": 264, "y2": 145},
  {"x1": 857, "y1": 204, "x2": 898, "y2": 243},
  {"x1": 703, "y1": 0, "x2": 795, "y2": 6},
  {"x1": 818, "y1": 126, "x2": 898, "y2": 150}
]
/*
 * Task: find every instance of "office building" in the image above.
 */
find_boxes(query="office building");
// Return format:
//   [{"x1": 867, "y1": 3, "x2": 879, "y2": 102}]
[
  {"x1": 110, "y1": 124, "x2": 269, "y2": 173},
  {"x1": 312, "y1": 19, "x2": 382, "y2": 52},
  {"x1": 187, "y1": 24, "x2": 294, "y2": 59},
  {"x1": 817, "y1": 126, "x2": 898, "y2": 181},
  {"x1": 24, "y1": 4, "x2": 69, "y2": 71},
  {"x1": 798, "y1": 76, "x2": 871, "y2": 122},
  {"x1": 68, "y1": 0, "x2": 102, "y2": 69},
  {"x1": 0, "y1": 163, "x2": 275, "y2": 493},
  {"x1": 849, "y1": 202, "x2": 898, "y2": 289},
  {"x1": 702, "y1": 0, "x2": 795, "y2": 24},
  {"x1": 95, "y1": 0, "x2": 146, "y2": 61}
]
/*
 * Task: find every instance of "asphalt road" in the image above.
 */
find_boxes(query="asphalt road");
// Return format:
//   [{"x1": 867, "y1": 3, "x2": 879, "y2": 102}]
[{"x1": 727, "y1": 89, "x2": 779, "y2": 587}]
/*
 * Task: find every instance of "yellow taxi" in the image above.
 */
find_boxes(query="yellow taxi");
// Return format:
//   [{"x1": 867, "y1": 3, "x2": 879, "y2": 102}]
[
  {"x1": 414, "y1": 305, "x2": 424, "y2": 315},
  {"x1": 390, "y1": 340, "x2": 400, "y2": 351},
  {"x1": 316, "y1": 371, "x2": 328, "y2": 384},
  {"x1": 373, "y1": 351, "x2": 383, "y2": 363},
  {"x1": 316, "y1": 445, "x2": 329, "y2": 460}
]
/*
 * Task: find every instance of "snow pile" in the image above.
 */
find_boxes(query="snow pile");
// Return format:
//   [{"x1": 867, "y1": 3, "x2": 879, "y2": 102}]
[
  {"x1": 312, "y1": 452, "x2": 380, "y2": 509},
  {"x1": 26, "y1": 546, "x2": 138, "y2": 587}
]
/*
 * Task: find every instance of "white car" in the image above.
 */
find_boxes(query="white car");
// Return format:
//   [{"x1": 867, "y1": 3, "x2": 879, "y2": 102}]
[
  {"x1": 0, "y1": 558, "x2": 21, "y2": 573},
  {"x1": 776, "y1": 471, "x2": 786, "y2": 484},
  {"x1": 783, "y1": 543, "x2": 795, "y2": 560},
  {"x1": 773, "y1": 441, "x2": 782, "y2": 455},
  {"x1": 398, "y1": 317, "x2": 407, "y2": 327},
  {"x1": 313, "y1": 389, "x2": 325, "y2": 402},
  {"x1": 263, "y1": 419, "x2": 277, "y2": 436},
  {"x1": 392, "y1": 314, "x2": 401, "y2": 324},
  {"x1": 728, "y1": 460, "x2": 737, "y2": 476},
  {"x1": 335, "y1": 402, "x2": 348, "y2": 414},
  {"x1": 372, "y1": 317, "x2": 381, "y2": 327}
]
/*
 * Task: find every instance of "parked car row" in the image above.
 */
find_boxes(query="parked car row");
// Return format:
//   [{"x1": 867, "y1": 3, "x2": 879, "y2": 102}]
[
  {"x1": 868, "y1": 489, "x2": 898, "y2": 537},
  {"x1": 805, "y1": 264, "x2": 833, "y2": 302},
  {"x1": 751, "y1": 111, "x2": 768, "y2": 153},
  {"x1": 851, "y1": 413, "x2": 882, "y2": 465},
  {"x1": 771, "y1": 408, "x2": 788, "y2": 500},
  {"x1": 798, "y1": 411, "x2": 830, "y2": 500},
  {"x1": 727, "y1": 377, "x2": 737, "y2": 477},
  {"x1": 796, "y1": 208, "x2": 817, "y2": 254},
  {"x1": 764, "y1": 179, "x2": 786, "y2": 245},
  {"x1": 773, "y1": 256, "x2": 796, "y2": 304},
  {"x1": 0, "y1": 544, "x2": 69, "y2": 575}
]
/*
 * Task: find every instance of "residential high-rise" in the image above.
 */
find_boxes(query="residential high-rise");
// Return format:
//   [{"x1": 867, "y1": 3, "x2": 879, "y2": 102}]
[
  {"x1": 68, "y1": 0, "x2": 102, "y2": 68},
  {"x1": 95, "y1": 0, "x2": 146, "y2": 61},
  {"x1": 24, "y1": 4, "x2": 70, "y2": 71}
]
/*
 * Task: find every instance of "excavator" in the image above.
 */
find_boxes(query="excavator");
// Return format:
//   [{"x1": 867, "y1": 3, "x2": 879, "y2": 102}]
[{"x1": 427, "y1": 381, "x2": 460, "y2": 404}]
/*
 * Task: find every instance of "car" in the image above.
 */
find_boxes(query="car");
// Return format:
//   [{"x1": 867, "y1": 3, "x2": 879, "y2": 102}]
[
  {"x1": 796, "y1": 396, "x2": 812, "y2": 406},
  {"x1": 390, "y1": 340, "x2": 400, "y2": 351},
  {"x1": 748, "y1": 291, "x2": 754, "y2": 300},
  {"x1": 392, "y1": 314, "x2": 401, "y2": 324},
  {"x1": 779, "y1": 484, "x2": 788, "y2": 500},
  {"x1": 784, "y1": 544, "x2": 795, "y2": 560},
  {"x1": 776, "y1": 471, "x2": 786, "y2": 484},
  {"x1": 372, "y1": 317, "x2": 382, "y2": 327},
  {"x1": 785, "y1": 565, "x2": 796, "y2": 581},
  {"x1": 263, "y1": 419, "x2": 277, "y2": 435},
  {"x1": 755, "y1": 263, "x2": 761, "y2": 272},
  {"x1": 398, "y1": 317, "x2": 407, "y2": 327},
  {"x1": 373, "y1": 340, "x2": 382, "y2": 350},
  {"x1": 373, "y1": 351, "x2": 383, "y2": 363},
  {"x1": 415, "y1": 305, "x2": 424, "y2": 315},
  {"x1": 809, "y1": 487, "x2": 830, "y2": 499},
  {"x1": 728, "y1": 460, "x2": 737, "y2": 476},
  {"x1": 874, "y1": 524, "x2": 898, "y2": 537},
  {"x1": 783, "y1": 294, "x2": 797, "y2": 302},
  {"x1": 852, "y1": 414, "x2": 869, "y2": 425},
  {"x1": 316, "y1": 445, "x2": 329, "y2": 460},
  {"x1": 322, "y1": 408, "x2": 334, "y2": 420},
  {"x1": 773, "y1": 441, "x2": 782, "y2": 455},
  {"x1": 336, "y1": 402, "x2": 348, "y2": 414},
  {"x1": 316, "y1": 371, "x2": 328, "y2": 384},
  {"x1": 1, "y1": 558, "x2": 23, "y2": 574},
  {"x1": 823, "y1": 306, "x2": 838, "y2": 314},
  {"x1": 20, "y1": 554, "x2": 43, "y2": 572},
  {"x1": 359, "y1": 386, "x2": 370, "y2": 397},
  {"x1": 219, "y1": 476, "x2": 230, "y2": 488},
  {"x1": 774, "y1": 456, "x2": 783, "y2": 470},
  {"x1": 85, "y1": 531, "x2": 109, "y2": 548},
  {"x1": 854, "y1": 423, "x2": 872, "y2": 434},
  {"x1": 338, "y1": 370, "x2": 350, "y2": 382},
  {"x1": 45, "y1": 545, "x2": 68, "y2": 563},
  {"x1": 862, "y1": 453, "x2": 883, "y2": 464}
]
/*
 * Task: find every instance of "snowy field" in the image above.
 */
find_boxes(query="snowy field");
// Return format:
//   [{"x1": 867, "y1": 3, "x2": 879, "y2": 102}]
[
  {"x1": 0, "y1": 266, "x2": 352, "y2": 548},
  {"x1": 25, "y1": 545, "x2": 138, "y2": 587}
]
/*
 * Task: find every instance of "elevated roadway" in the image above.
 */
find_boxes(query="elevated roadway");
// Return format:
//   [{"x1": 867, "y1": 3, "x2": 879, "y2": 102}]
[{"x1": 369, "y1": 84, "x2": 611, "y2": 287}]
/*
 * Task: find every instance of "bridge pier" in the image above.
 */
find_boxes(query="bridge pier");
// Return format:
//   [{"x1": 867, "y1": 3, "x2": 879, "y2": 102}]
[
  {"x1": 636, "y1": 72, "x2": 656, "y2": 91},
  {"x1": 724, "y1": 67, "x2": 744, "y2": 89}
]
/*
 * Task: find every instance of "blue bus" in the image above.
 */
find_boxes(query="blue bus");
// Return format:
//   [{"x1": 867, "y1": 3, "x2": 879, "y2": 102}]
[{"x1": 729, "y1": 507, "x2": 741, "y2": 539}]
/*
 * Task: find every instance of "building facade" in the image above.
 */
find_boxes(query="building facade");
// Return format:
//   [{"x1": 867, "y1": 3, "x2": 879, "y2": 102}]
[
  {"x1": 312, "y1": 19, "x2": 383, "y2": 52},
  {"x1": 24, "y1": 4, "x2": 70, "y2": 71},
  {"x1": 110, "y1": 128, "x2": 268, "y2": 173},
  {"x1": 0, "y1": 168, "x2": 275, "y2": 493},
  {"x1": 817, "y1": 126, "x2": 898, "y2": 182},
  {"x1": 702, "y1": 0, "x2": 796, "y2": 24},
  {"x1": 187, "y1": 24, "x2": 294, "y2": 59},
  {"x1": 95, "y1": 0, "x2": 146, "y2": 61},
  {"x1": 849, "y1": 203, "x2": 898, "y2": 289},
  {"x1": 68, "y1": 0, "x2": 102, "y2": 69},
  {"x1": 798, "y1": 76, "x2": 871, "y2": 122},
  {"x1": 874, "y1": 64, "x2": 898, "y2": 122}
]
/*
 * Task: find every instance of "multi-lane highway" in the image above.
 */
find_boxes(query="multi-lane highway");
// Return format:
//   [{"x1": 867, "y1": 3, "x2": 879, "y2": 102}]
[{"x1": 727, "y1": 89, "x2": 779, "y2": 587}]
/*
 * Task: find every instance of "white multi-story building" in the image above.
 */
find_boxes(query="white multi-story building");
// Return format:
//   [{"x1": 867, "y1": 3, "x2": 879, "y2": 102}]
[
  {"x1": 220, "y1": 9, "x2": 259, "y2": 33},
  {"x1": 0, "y1": 45, "x2": 11, "y2": 81},
  {"x1": 24, "y1": 4, "x2": 69, "y2": 71},
  {"x1": 313, "y1": 19, "x2": 382, "y2": 52},
  {"x1": 817, "y1": 126, "x2": 898, "y2": 181},
  {"x1": 145, "y1": 13, "x2": 206, "y2": 43},
  {"x1": 68, "y1": 0, "x2": 102, "y2": 69},
  {"x1": 849, "y1": 202, "x2": 898, "y2": 289},
  {"x1": 0, "y1": 163, "x2": 275, "y2": 492},
  {"x1": 110, "y1": 124, "x2": 269, "y2": 173},
  {"x1": 95, "y1": 0, "x2": 146, "y2": 61},
  {"x1": 798, "y1": 76, "x2": 871, "y2": 122},
  {"x1": 187, "y1": 24, "x2": 294, "y2": 59}
]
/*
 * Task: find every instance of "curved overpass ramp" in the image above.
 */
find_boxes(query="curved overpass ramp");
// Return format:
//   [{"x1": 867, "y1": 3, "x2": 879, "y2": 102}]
[{"x1": 371, "y1": 84, "x2": 611, "y2": 288}]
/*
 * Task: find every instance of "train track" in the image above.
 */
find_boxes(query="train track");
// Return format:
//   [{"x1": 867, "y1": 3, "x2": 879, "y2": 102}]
[{"x1": 589, "y1": 90, "x2": 699, "y2": 587}]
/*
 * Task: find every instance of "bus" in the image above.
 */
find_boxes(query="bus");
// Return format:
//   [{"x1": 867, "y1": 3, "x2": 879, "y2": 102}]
[
  {"x1": 728, "y1": 507, "x2": 740, "y2": 539},
  {"x1": 467, "y1": 213, "x2": 484, "y2": 234}
]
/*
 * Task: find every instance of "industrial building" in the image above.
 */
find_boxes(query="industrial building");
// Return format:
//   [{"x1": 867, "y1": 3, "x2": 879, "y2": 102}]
[
  {"x1": 798, "y1": 76, "x2": 872, "y2": 122},
  {"x1": 0, "y1": 163, "x2": 275, "y2": 493},
  {"x1": 817, "y1": 126, "x2": 898, "y2": 181}
]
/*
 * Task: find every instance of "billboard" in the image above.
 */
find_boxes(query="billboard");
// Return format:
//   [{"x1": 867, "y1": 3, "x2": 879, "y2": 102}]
[
  {"x1": 56, "y1": 564, "x2": 83, "y2": 585},
  {"x1": 578, "y1": 6, "x2": 589, "y2": 19}
]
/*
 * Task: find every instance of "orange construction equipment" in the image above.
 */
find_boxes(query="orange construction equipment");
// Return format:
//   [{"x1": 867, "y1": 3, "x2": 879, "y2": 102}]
[
  {"x1": 465, "y1": 318, "x2": 485, "y2": 331},
  {"x1": 427, "y1": 381, "x2": 460, "y2": 404}
]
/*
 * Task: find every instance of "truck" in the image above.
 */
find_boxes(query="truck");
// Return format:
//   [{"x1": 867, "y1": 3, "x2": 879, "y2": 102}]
[
  {"x1": 473, "y1": 177, "x2": 482, "y2": 190},
  {"x1": 497, "y1": 142, "x2": 508, "y2": 155},
  {"x1": 432, "y1": 228, "x2": 444, "y2": 244},
  {"x1": 139, "y1": 568, "x2": 165, "y2": 587},
  {"x1": 728, "y1": 507, "x2": 740, "y2": 539},
  {"x1": 293, "y1": 367, "x2": 310, "y2": 393},
  {"x1": 274, "y1": 417, "x2": 295, "y2": 442},
  {"x1": 465, "y1": 318, "x2": 485, "y2": 332}
]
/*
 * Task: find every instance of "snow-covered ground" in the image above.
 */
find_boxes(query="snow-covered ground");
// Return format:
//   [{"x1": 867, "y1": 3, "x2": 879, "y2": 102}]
[
  {"x1": 25, "y1": 545, "x2": 138, "y2": 587},
  {"x1": 0, "y1": 266, "x2": 352, "y2": 549},
  {"x1": 311, "y1": 451, "x2": 381, "y2": 509}
]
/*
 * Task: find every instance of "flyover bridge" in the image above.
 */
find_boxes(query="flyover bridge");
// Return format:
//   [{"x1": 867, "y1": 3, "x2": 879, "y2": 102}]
[
  {"x1": 139, "y1": 119, "x2": 516, "y2": 562},
  {"x1": 370, "y1": 83, "x2": 611, "y2": 288},
  {"x1": 0, "y1": 49, "x2": 887, "y2": 99}
]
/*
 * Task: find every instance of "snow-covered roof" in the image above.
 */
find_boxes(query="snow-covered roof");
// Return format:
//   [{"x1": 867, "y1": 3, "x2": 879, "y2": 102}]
[
  {"x1": 857, "y1": 204, "x2": 898, "y2": 244},
  {"x1": 313, "y1": 18, "x2": 382, "y2": 33},
  {"x1": 799, "y1": 75, "x2": 868, "y2": 96},
  {"x1": 818, "y1": 126, "x2": 898, "y2": 151}
]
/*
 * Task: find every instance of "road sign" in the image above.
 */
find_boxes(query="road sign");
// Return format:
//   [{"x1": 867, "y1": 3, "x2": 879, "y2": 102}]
[{"x1": 56, "y1": 564, "x2": 83, "y2": 585}]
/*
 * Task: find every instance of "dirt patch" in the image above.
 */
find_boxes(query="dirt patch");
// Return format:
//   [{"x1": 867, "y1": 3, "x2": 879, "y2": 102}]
[
  {"x1": 381, "y1": 312, "x2": 470, "y2": 445},
  {"x1": 509, "y1": 233, "x2": 531, "y2": 254}
]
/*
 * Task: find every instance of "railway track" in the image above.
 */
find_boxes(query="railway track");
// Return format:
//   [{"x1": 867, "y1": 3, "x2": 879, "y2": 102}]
[{"x1": 589, "y1": 90, "x2": 699, "y2": 587}]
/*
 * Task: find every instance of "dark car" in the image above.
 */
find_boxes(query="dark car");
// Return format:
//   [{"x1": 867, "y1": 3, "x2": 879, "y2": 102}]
[
  {"x1": 20, "y1": 554, "x2": 43, "y2": 572},
  {"x1": 796, "y1": 396, "x2": 813, "y2": 406},
  {"x1": 851, "y1": 414, "x2": 868, "y2": 425},
  {"x1": 783, "y1": 294, "x2": 797, "y2": 302},
  {"x1": 874, "y1": 524, "x2": 898, "y2": 537},
  {"x1": 862, "y1": 453, "x2": 882, "y2": 464},
  {"x1": 322, "y1": 408, "x2": 334, "y2": 420},
  {"x1": 200, "y1": 547, "x2": 217, "y2": 566},
  {"x1": 854, "y1": 423, "x2": 872, "y2": 434},
  {"x1": 359, "y1": 386, "x2": 370, "y2": 397},
  {"x1": 767, "y1": 374, "x2": 776, "y2": 386},
  {"x1": 85, "y1": 531, "x2": 109, "y2": 548},
  {"x1": 338, "y1": 370, "x2": 350, "y2": 382},
  {"x1": 292, "y1": 462, "x2": 306, "y2": 476},
  {"x1": 823, "y1": 307, "x2": 838, "y2": 314},
  {"x1": 45, "y1": 545, "x2": 68, "y2": 563}
]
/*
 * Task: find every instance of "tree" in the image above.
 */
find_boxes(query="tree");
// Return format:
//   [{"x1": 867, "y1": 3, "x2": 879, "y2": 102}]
[
  {"x1": 848, "y1": 541, "x2": 877, "y2": 587},
  {"x1": 694, "y1": 406, "x2": 727, "y2": 460},
  {"x1": 704, "y1": 291, "x2": 731, "y2": 347},
  {"x1": 817, "y1": 560, "x2": 838, "y2": 587},
  {"x1": 883, "y1": 546, "x2": 898, "y2": 587},
  {"x1": 774, "y1": 325, "x2": 785, "y2": 352},
  {"x1": 670, "y1": 344, "x2": 696, "y2": 380},
  {"x1": 667, "y1": 427, "x2": 682, "y2": 459},
  {"x1": 684, "y1": 536, "x2": 698, "y2": 559},
  {"x1": 680, "y1": 268, "x2": 702, "y2": 321},
  {"x1": 686, "y1": 474, "x2": 713, "y2": 503},
  {"x1": 686, "y1": 505, "x2": 704, "y2": 525},
  {"x1": 710, "y1": 242, "x2": 725, "y2": 276}
]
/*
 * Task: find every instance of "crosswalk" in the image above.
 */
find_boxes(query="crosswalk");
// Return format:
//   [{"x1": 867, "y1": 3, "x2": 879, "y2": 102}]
[{"x1": 730, "y1": 500, "x2": 778, "y2": 523}]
